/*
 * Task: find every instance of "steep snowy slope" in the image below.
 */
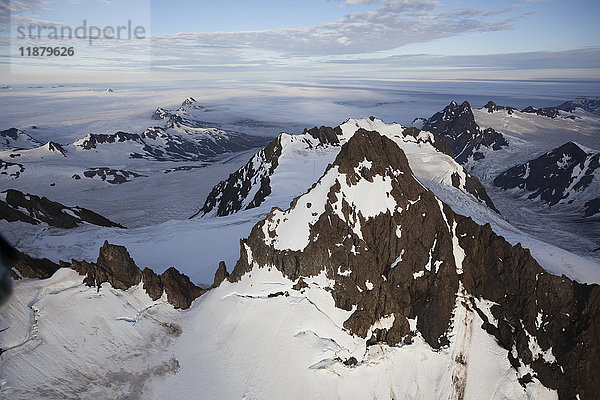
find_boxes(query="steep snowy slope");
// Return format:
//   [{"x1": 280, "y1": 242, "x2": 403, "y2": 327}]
[{"x1": 196, "y1": 117, "x2": 498, "y2": 218}]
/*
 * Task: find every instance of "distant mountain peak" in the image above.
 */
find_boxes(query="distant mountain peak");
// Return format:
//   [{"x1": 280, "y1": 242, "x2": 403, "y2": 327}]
[
  {"x1": 557, "y1": 96, "x2": 600, "y2": 115},
  {"x1": 180, "y1": 96, "x2": 204, "y2": 110},
  {"x1": 494, "y1": 140, "x2": 600, "y2": 216},
  {"x1": 421, "y1": 101, "x2": 508, "y2": 164}
]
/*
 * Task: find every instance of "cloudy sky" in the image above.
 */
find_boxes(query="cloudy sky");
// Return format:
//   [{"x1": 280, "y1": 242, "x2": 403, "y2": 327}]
[{"x1": 1, "y1": 0, "x2": 599, "y2": 83}]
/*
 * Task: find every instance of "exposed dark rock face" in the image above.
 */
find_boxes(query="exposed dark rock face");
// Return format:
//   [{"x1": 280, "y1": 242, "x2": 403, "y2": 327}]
[
  {"x1": 0, "y1": 159, "x2": 24, "y2": 179},
  {"x1": 160, "y1": 267, "x2": 205, "y2": 309},
  {"x1": 82, "y1": 167, "x2": 147, "y2": 184},
  {"x1": 421, "y1": 101, "x2": 508, "y2": 164},
  {"x1": 521, "y1": 106, "x2": 561, "y2": 119},
  {"x1": 557, "y1": 97, "x2": 600, "y2": 115},
  {"x1": 229, "y1": 129, "x2": 599, "y2": 399},
  {"x1": 194, "y1": 135, "x2": 283, "y2": 217},
  {"x1": 10, "y1": 251, "x2": 60, "y2": 280},
  {"x1": 213, "y1": 261, "x2": 229, "y2": 288},
  {"x1": 303, "y1": 126, "x2": 341, "y2": 146},
  {"x1": 75, "y1": 132, "x2": 145, "y2": 150},
  {"x1": 63, "y1": 241, "x2": 205, "y2": 309},
  {"x1": 0, "y1": 189, "x2": 124, "y2": 228},
  {"x1": 494, "y1": 142, "x2": 599, "y2": 215},
  {"x1": 0, "y1": 128, "x2": 40, "y2": 150},
  {"x1": 94, "y1": 241, "x2": 142, "y2": 290},
  {"x1": 483, "y1": 101, "x2": 517, "y2": 114},
  {"x1": 142, "y1": 267, "x2": 164, "y2": 300}
]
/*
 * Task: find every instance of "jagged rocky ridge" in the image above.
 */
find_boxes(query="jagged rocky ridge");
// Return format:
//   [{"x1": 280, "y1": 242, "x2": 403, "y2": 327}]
[
  {"x1": 420, "y1": 101, "x2": 508, "y2": 164},
  {"x1": 10, "y1": 240, "x2": 205, "y2": 309},
  {"x1": 227, "y1": 129, "x2": 599, "y2": 399},
  {"x1": 0, "y1": 189, "x2": 124, "y2": 228},
  {"x1": 196, "y1": 117, "x2": 497, "y2": 217},
  {"x1": 494, "y1": 142, "x2": 600, "y2": 217}
]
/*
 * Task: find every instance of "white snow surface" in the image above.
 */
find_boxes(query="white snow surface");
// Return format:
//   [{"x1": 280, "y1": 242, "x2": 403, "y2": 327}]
[{"x1": 0, "y1": 264, "x2": 560, "y2": 399}]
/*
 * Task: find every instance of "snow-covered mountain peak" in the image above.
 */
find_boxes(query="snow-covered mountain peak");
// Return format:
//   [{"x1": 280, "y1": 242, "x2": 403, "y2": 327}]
[
  {"x1": 179, "y1": 96, "x2": 204, "y2": 111},
  {"x1": 223, "y1": 128, "x2": 600, "y2": 399}
]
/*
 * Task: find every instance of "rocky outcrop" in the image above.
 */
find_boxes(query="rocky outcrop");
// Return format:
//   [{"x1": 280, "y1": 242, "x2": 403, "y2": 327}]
[
  {"x1": 421, "y1": 101, "x2": 508, "y2": 164},
  {"x1": 0, "y1": 189, "x2": 125, "y2": 228},
  {"x1": 0, "y1": 159, "x2": 25, "y2": 179},
  {"x1": 160, "y1": 267, "x2": 205, "y2": 309},
  {"x1": 303, "y1": 126, "x2": 341, "y2": 146},
  {"x1": 494, "y1": 141, "x2": 600, "y2": 216},
  {"x1": 10, "y1": 251, "x2": 60, "y2": 280},
  {"x1": 63, "y1": 241, "x2": 205, "y2": 309},
  {"x1": 483, "y1": 100, "x2": 517, "y2": 114},
  {"x1": 213, "y1": 261, "x2": 229, "y2": 288},
  {"x1": 521, "y1": 106, "x2": 561, "y2": 119},
  {"x1": 584, "y1": 197, "x2": 600, "y2": 218},
  {"x1": 228, "y1": 129, "x2": 599, "y2": 399},
  {"x1": 82, "y1": 167, "x2": 147, "y2": 184},
  {"x1": 94, "y1": 241, "x2": 142, "y2": 290}
]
